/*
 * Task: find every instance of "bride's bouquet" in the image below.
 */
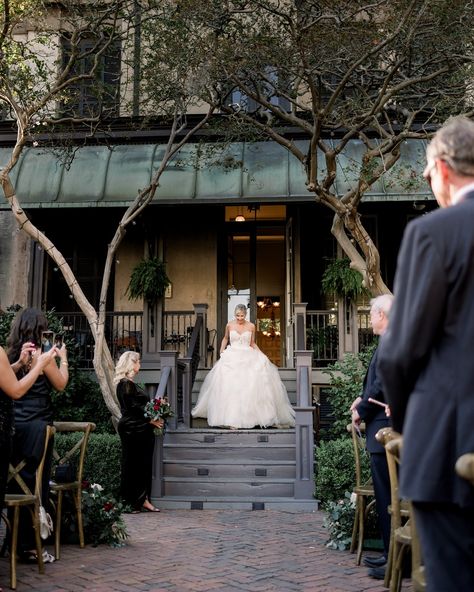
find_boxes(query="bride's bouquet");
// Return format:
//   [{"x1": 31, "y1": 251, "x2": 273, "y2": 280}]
[{"x1": 144, "y1": 396, "x2": 174, "y2": 436}]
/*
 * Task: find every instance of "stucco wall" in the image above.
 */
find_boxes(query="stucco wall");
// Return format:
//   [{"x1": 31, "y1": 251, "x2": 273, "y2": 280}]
[{"x1": 0, "y1": 212, "x2": 30, "y2": 310}]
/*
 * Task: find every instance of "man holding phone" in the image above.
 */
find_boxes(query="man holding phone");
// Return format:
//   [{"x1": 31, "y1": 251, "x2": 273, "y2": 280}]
[{"x1": 350, "y1": 294, "x2": 393, "y2": 579}]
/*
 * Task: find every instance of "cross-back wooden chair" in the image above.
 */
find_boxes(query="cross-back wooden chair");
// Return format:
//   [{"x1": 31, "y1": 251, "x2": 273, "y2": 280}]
[
  {"x1": 382, "y1": 435, "x2": 411, "y2": 592},
  {"x1": 408, "y1": 501, "x2": 426, "y2": 592},
  {"x1": 4, "y1": 424, "x2": 56, "y2": 590},
  {"x1": 346, "y1": 423, "x2": 375, "y2": 565},
  {"x1": 50, "y1": 421, "x2": 96, "y2": 560}
]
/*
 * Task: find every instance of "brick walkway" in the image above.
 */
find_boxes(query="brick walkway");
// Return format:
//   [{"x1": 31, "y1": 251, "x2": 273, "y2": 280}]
[{"x1": 1, "y1": 509, "x2": 412, "y2": 592}]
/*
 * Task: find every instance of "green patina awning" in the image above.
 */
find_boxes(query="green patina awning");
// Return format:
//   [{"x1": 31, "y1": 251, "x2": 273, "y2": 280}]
[{"x1": 0, "y1": 139, "x2": 433, "y2": 209}]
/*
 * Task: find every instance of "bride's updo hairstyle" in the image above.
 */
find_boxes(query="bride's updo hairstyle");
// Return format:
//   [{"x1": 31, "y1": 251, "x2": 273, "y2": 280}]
[{"x1": 234, "y1": 304, "x2": 248, "y2": 317}]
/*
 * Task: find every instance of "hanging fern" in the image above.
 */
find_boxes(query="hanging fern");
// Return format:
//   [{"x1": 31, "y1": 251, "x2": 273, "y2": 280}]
[
  {"x1": 321, "y1": 258, "x2": 367, "y2": 300},
  {"x1": 126, "y1": 257, "x2": 170, "y2": 304}
]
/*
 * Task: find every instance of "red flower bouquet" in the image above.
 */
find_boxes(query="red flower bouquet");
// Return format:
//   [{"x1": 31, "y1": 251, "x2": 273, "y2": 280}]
[{"x1": 144, "y1": 396, "x2": 174, "y2": 435}]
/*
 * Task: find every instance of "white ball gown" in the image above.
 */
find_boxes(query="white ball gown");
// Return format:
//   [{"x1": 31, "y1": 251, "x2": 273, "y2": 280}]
[{"x1": 191, "y1": 329, "x2": 296, "y2": 429}]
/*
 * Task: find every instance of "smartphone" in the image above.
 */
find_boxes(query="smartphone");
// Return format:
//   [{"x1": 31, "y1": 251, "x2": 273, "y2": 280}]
[
  {"x1": 41, "y1": 331, "x2": 54, "y2": 353},
  {"x1": 54, "y1": 334, "x2": 64, "y2": 349}
]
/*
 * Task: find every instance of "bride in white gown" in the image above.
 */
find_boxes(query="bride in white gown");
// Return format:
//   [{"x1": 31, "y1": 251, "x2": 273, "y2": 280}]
[{"x1": 191, "y1": 304, "x2": 295, "y2": 429}]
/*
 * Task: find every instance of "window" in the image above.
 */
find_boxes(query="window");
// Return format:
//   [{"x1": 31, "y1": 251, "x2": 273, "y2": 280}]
[
  {"x1": 224, "y1": 66, "x2": 291, "y2": 113},
  {"x1": 60, "y1": 35, "x2": 121, "y2": 117}
]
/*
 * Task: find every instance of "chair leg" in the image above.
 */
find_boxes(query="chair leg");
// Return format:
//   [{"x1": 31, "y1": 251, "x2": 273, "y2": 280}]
[
  {"x1": 356, "y1": 497, "x2": 366, "y2": 565},
  {"x1": 55, "y1": 490, "x2": 63, "y2": 560},
  {"x1": 74, "y1": 488, "x2": 85, "y2": 549},
  {"x1": 384, "y1": 529, "x2": 395, "y2": 588},
  {"x1": 350, "y1": 496, "x2": 360, "y2": 554},
  {"x1": 10, "y1": 506, "x2": 20, "y2": 590},
  {"x1": 390, "y1": 544, "x2": 407, "y2": 592},
  {"x1": 33, "y1": 505, "x2": 44, "y2": 574}
]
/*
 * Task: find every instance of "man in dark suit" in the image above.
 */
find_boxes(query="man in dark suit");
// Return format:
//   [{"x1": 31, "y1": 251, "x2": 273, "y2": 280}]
[
  {"x1": 351, "y1": 294, "x2": 393, "y2": 579},
  {"x1": 378, "y1": 117, "x2": 474, "y2": 591}
]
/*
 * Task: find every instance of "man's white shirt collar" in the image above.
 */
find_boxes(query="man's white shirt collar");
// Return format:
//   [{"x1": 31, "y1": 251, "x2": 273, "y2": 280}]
[{"x1": 452, "y1": 182, "x2": 474, "y2": 205}]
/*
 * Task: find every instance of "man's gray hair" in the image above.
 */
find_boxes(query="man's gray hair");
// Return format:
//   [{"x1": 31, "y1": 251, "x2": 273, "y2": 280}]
[
  {"x1": 370, "y1": 294, "x2": 394, "y2": 317},
  {"x1": 427, "y1": 117, "x2": 474, "y2": 177}
]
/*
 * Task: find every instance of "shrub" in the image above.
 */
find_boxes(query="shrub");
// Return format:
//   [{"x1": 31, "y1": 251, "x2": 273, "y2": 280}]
[
  {"x1": 322, "y1": 343, "x2": 377, "y2": 439},
  {"x1": 54, "y1": 432, "x2": 122, "y2": 497},
  {"x1": 315, "y1": 436, "x2": 371, "y2": 505},
  {"x1": 323, "y1": 492, "x2": 356, "y2": 550}
]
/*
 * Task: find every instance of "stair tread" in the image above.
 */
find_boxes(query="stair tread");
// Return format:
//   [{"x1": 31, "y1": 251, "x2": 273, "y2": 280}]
[
  {"x1": 162, "y1": 459, "x2": 295, "y2": 465},
  {"x1": 163, "y1": 476, "x2": 295, "y2": 483}
]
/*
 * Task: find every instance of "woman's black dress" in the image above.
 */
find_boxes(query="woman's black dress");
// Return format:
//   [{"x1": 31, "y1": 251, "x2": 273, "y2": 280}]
[
  {"x1": 0, "y1": 388, "x2": 13, "y2": 514},
  {"x1": 117, "y1": 379, "x2": 155, "y2": 511},
  {"x1": 11, "y1": 374, "x2": 54, "y2": 552}
]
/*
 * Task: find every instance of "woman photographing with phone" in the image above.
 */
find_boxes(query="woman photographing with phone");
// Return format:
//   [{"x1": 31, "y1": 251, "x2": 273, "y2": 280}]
[
  {"x1": 6, "y1": 307, "x2": 69, "y2": 563},
  {"x1": 0, "y1": 339, "x2": 58, "y2": 590}
]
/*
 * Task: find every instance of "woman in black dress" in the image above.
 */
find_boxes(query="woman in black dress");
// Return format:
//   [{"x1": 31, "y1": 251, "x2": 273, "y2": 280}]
[
  {"x1": 114, "y1": 351, "x2": 163, "y2": 513},
  {"x1": 7, "y1": 308, "x2": 69, "y2": 562},
  {"x1": 0, "y1": 342, "x2": 57, "y2": 588}
]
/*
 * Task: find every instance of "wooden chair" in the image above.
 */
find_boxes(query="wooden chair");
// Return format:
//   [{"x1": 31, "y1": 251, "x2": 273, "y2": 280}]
[
  {"x1": 4, "y1": 424, "x2": 56, "y2": 590},
  {"x1": 409, "y1": 501, "x2": 426, "y2": 592},
  {"x1": 50, "y1": 421, "x2": 96, "y2": 560},
  {"x1": 383, "y1": 436, "x2": 411, "y2": 592},
  {"x1": 346, "y1": 423, "x2": 375, "y2": 565}
]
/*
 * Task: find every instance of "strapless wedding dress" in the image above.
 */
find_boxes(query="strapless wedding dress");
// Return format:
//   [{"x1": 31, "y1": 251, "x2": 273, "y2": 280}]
[{"x1": 191, "y1": 330, "x2": 295, "y2": 429}]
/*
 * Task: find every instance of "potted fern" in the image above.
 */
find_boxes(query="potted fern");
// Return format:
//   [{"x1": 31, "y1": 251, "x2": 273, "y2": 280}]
[
  {"x1": 321, "y1": 257, "x2": 368, "y2": 301},
  {"x1": 126, "y1": 257, "x2": 170, "y2": 305}
]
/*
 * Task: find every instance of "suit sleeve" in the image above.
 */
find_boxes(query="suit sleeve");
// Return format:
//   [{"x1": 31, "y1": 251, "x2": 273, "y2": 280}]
[
  {"x1": 378, "y1": 220, "x2": 447, "y2": 432},
  {"x1": 356, "y1": 348, "x2": 384, "y2": 421}
]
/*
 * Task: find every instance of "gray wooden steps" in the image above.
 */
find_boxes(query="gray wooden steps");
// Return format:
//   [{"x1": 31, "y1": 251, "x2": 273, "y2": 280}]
[{"x1": 152, "y1": 368, "x2": 317, "y2": 511}]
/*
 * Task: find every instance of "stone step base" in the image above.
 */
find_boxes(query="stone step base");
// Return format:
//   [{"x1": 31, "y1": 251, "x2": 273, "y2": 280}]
[
  {"x1": 163, "y1": 476, "x2": 295, "y2": 497},
  {"x1": 150, "y1": 495, "x2": 319, "y2": 512},
  {"x1": 162, "y1": 459, "x2": 296, "y2": 479}
]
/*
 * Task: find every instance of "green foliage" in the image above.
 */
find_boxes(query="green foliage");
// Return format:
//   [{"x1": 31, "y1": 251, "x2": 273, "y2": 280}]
[
  {"x1": 321, "y1": 258, "x2": 368, "y2": 300},
  {"x1": 322, "y1": 343, "x2": 377, "y2": 439},
  {"x1": 81, "y1": 483, "x2": 129, "y2": 547},
  {"x1": 323, "y1": 492, "x2": 356, "y2": 551},
  {"x1": 54, "y1": 432, "x2": 121, "y2": 497},
  {"x1": 0, "y1": 305, "x2": 21, "y2": 347},
  {"x1": 126, "y1": 257, "x2": 170, "y2": 304},
  {"x1": 315, "y1": 437, "x2": 370, "y2": 505}
]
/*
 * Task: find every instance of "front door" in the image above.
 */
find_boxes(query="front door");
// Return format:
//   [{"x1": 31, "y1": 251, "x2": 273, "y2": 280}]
[{"x1": 222, "y1": 206, "x2": 286, "y2": 366}]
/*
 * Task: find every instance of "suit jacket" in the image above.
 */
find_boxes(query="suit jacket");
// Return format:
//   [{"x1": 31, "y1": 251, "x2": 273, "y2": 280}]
[
  {"x1": 356, "y1": 346, "x2": 390, "y2": 454},
  {"x1": 378, "y1": 190, "x2": 474, "y2": 506}
]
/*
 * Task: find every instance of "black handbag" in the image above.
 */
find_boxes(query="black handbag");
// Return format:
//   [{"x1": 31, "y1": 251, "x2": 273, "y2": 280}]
[{"x1": 54, "y1": 461, "x2": 76, "y2": 483}]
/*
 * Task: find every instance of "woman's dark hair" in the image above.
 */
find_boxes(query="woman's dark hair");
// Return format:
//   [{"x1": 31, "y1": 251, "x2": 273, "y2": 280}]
[{"x1": 6, "y1": 307, "x2": 48, "y2": 366}]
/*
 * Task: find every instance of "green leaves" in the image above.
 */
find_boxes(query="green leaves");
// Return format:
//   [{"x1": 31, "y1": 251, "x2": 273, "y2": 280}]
[
  {"x1": 321, "y1": 258, "x2": 368, "y2": 301},
  {"x1": 126, "y1": 256, "x2": 170, "y2": 304}
]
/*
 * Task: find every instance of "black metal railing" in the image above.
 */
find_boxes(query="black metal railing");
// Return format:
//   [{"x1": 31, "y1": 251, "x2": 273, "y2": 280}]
[
  {"x1": 357, "y1": 308, "x2": 377, "y2": 351},
  {"x1": 306, "y1": 310, "x2": 339, "y2": 367},
  {"x1": 162, "y1": 311, "x2": 195, "y2": 358},
  {"x1": 56, "y1": 311, "x2": 143, "y2": 368}
]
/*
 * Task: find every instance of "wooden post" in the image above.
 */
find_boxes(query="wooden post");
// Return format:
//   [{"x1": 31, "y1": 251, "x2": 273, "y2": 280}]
[
  {"x1": 193, "y1": 303, "x2": 208, "y2": 368},
  {"x1": 293, "y1": 303, "x2": 308, "y2": 356},
  {"x1": 294, "y1": 349, "x2": 315, "y2": 500}
]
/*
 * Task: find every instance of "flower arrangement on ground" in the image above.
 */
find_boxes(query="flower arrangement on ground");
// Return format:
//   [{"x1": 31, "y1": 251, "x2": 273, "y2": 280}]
[
  {"x1": 144, "y1": 395, "x2": 174, "y2": 435},
  {"x1": 82, "y1": 482, "x2": 129, "y2": 547},
  {"x1": 323, "y1": 491, "x2": 357, "y2": 550}
]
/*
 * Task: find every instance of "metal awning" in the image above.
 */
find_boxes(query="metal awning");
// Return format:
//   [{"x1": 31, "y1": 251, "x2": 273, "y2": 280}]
[{"x1": 0, "y1": 139, "x2": 433, "y2": 209}]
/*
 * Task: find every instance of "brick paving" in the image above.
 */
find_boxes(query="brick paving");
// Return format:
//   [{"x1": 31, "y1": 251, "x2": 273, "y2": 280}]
[{"x1": 1, "y1": 509, "x2": 412, "y2": 592}]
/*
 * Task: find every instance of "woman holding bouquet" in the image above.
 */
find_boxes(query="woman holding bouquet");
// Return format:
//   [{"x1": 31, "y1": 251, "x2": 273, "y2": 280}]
[
  {"x1": 114, "y1": 351, "x2": 163, "y2": 513},
  {"x1": 192, "y1": 303, "x2": 295, "y2": 429}
]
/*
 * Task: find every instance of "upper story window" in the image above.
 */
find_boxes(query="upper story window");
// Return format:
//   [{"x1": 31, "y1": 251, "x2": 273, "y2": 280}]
[
  {"x1": 225, "y1": 66, "x2": 291, "y2": 114},
  {"x1": 60, "y1": 35, "x2": 121, "y2": 118}
]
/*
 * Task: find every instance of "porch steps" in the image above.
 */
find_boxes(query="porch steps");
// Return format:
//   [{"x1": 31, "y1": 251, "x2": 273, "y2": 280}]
[{"x1": 154, "y1": 427, "x2": 318, "y2": 512}]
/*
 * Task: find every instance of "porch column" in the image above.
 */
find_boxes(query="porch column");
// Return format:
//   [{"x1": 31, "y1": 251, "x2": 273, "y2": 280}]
[
  {"x1": 294, "y1": 350, "x2": 315, "y2": 500},
  {"x1": 193, "y1": 303, "x2": 208, "y2": 368},
  {"x1": 293, "y1": 303, "x2": 308, "y2": 353},
  {"x1": 141, "y1": 299, "x2": 163, "y2": 363},
  {"x1": 151, "y1": 350, "x2": 178, "y2": 499}
]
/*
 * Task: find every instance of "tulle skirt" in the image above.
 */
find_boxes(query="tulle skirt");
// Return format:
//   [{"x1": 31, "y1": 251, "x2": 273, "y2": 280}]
[{"x1": 191, "y1": 345, "x2": 295, "y2": 429}]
